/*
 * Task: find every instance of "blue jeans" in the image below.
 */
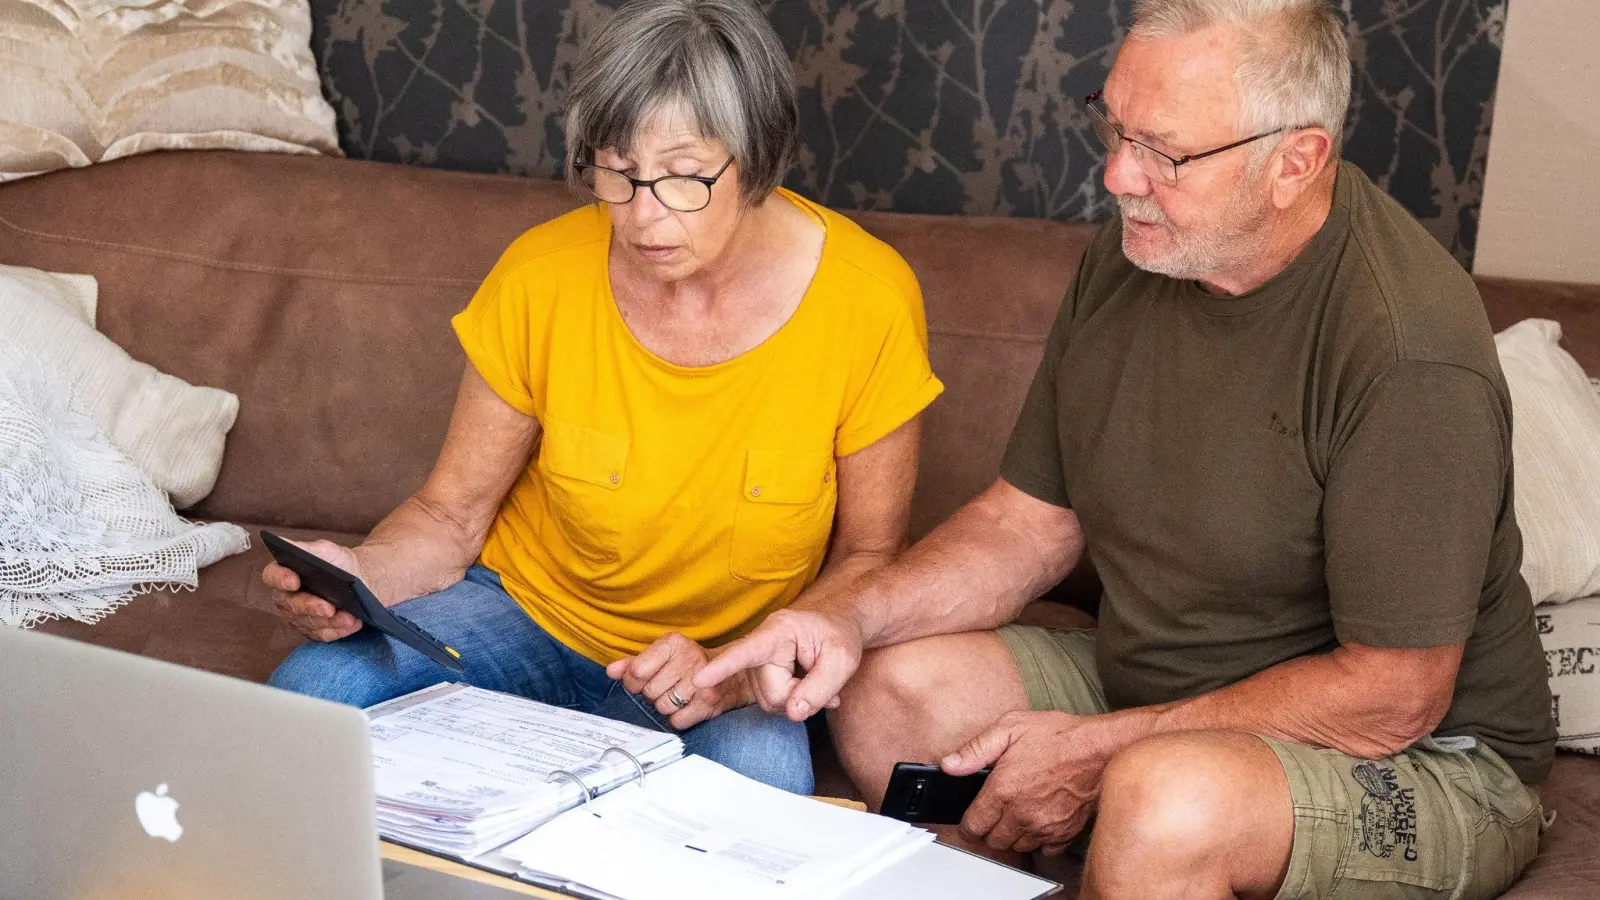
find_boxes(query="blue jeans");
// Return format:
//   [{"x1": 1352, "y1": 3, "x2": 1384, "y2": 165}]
[{"x1": 267, "y1": 565, "x2": 813, "y2": 794}]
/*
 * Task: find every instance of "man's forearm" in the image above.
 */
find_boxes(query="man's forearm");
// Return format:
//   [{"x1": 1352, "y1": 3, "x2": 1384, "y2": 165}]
[
  {"x1": 1080, "y1": 648, "x2": 1454, "y2": 765},
  {"x1": 797, "y1": 482, "x2": 1083, "y2": 649}
]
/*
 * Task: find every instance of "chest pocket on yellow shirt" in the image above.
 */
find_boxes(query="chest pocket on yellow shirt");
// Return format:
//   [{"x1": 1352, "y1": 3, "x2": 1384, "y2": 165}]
[
  {"x1": 538, "y1": 418, "x2": 630, "y2": 565},
  {"x1": 731, "y1": 449, "x2": 837, "y2": 583}
]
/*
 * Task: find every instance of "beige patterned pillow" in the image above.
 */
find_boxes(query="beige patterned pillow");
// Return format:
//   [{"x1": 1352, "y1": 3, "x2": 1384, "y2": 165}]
[{"x1": 0, "y1": 0, "x2": 340, "y2": 181}]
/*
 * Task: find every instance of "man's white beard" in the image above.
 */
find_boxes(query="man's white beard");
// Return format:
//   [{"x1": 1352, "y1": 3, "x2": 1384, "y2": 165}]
[{"x1": 1117, "y1": 185, "x2": 1270, "y2": 283}]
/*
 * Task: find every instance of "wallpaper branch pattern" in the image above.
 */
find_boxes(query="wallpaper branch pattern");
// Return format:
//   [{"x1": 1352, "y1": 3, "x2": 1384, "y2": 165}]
[{"x1": 309, "y1": 0, "x2": 1507, "y2": 264}]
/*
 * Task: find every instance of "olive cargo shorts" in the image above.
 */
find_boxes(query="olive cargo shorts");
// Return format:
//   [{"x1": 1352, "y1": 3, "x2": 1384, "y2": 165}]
[{"x1": 998, "y1": 624, "x2": 1545, "y2": 899}]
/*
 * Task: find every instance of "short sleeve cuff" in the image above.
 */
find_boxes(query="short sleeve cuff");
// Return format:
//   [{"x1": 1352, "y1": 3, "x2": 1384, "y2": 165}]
[
  {"x1": 1332, "y1": 610, "x2": 1477, "y2": 649},
  {"x1": 835, "y1": 375, "x2": 945, "y2": 457},
  {"x1": 998, "y1": 463, "x2": 1071, "y2": 509},
  {"x1": 452, "y1": 311, "x2": 538, "y2": 417}
]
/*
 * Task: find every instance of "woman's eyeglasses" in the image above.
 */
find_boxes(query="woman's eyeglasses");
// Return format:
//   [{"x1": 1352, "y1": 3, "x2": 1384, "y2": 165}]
[{"x1": 572, "y1": 157, "x2": 735, "y2": 212}]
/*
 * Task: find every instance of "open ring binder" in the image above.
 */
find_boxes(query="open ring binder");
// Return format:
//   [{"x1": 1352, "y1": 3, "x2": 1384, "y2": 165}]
[
  {"x1": 546, "y1": 769, "x2": 595, "y2": 814},
  {"x1": 599, "y1": 746, "x2": 647, "y2": 788}
]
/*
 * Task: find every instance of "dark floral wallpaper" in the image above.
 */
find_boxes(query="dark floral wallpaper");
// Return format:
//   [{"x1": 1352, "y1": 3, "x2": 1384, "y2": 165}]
[{"x1": 309, "y1": 0, "x2": 1507, "y2": 265}]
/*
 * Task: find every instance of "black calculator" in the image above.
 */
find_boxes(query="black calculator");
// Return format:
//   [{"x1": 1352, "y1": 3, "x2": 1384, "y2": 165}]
[{"x1": 259, "y1": 530, "x2": 465, "y2": 672}]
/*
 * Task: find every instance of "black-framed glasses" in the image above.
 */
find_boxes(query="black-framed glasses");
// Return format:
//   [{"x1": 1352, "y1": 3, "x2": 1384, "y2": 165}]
[
  {"x1": 1085, "y1": 91, "x2": 1290, "y2": 185},
  {"x1": 572, "y1": 156, "x2": 734, "y2": 212}
]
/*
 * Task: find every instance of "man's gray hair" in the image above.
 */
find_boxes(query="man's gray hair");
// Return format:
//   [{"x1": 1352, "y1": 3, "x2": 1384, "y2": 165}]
[
  {"x1": 564, "y1": 0, "x2": 798, "y2": 207},
  {"x1": 1132, "y1": 0, "x2": 1351, "y2": 152}
]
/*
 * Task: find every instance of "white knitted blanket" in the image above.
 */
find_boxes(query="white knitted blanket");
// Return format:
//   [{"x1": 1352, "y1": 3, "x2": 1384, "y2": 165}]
[{"x1": 0, "y1": 338, "x2": 248, "y2": 628}]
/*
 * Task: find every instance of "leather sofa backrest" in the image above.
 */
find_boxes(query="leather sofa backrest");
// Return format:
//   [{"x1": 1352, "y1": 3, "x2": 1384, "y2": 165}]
[{"x1": 2, "y1": 151, "x2": 1596, "y2": 553}]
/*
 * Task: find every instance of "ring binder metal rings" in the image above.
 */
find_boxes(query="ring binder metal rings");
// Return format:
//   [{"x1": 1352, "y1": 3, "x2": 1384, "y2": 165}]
[
  {"x1": 547, "y1": 769, "x2": 595, "y2": 814},
  {"x1": 600, "y1": 746, "x2": 647, "y2": 787}
]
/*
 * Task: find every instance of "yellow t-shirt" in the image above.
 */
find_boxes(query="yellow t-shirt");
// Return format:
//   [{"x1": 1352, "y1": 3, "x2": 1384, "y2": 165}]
[{"x1": 451, "y1": 188, "x2": 944, "y2": 664}]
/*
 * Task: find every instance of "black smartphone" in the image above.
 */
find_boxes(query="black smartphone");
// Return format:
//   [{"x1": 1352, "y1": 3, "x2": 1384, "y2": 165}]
[
  {"x1": 879, "y1": 762, "x2": 992, "y2": 825},
  {"x1": 259, "y1": 530, "x2": 465, "y2": 672}
]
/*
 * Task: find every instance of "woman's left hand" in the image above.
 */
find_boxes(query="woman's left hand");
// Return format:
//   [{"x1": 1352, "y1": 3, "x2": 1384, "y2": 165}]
[{"x1": 607, "y1": 632, "x2": 754, "y2": 730}]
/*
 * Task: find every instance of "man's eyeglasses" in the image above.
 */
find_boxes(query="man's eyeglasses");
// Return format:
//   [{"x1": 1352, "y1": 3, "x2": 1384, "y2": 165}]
[
  {"x1": 572, "y1": 157, "x2": 735, "y2": 212},
  {"x1": 1085, "y1": 91, "x2": 1291, "y2": 185}
]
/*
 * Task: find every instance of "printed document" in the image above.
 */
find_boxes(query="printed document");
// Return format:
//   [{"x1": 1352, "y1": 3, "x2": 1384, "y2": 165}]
[{"x1": 365, "y1": 684, "x2": 681, "y2": 856}]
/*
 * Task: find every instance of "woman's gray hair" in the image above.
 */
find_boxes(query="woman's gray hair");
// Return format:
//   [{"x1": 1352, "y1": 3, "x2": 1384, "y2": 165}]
[
  {"x1": 1132, "y1": 0, "x2": 1351, "y2": 158},
  {"x1": 564, "y1": 0, "x2": 799, "y2": 207}
]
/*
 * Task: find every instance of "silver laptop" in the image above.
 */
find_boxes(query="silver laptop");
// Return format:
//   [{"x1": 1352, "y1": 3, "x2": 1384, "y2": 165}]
[{"x1": 0, "y1": 627, "x2": 526, "y2": 900}]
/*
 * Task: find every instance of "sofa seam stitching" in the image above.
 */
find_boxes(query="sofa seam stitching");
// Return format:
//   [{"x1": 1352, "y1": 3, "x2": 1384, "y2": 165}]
[
  {"x1": 0, "y1": 213, "x2": 1064, "y2": 340},
  {"x1": 0, "y1": 210, "x2": 481, "y2": 287}
]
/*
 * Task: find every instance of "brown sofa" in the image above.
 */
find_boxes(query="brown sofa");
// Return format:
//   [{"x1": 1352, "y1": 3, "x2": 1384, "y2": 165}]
[{"x1": 4, "y1": 150, "x2": 1595, "y2": 898}]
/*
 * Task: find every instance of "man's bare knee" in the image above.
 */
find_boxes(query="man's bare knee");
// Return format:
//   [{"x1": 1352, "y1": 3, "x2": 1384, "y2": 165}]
[
  {"x1": 837, "y1": 641, "x2": 941, "y2": 718},
  {"x1": 1087, "y1": 732, "x2": 1291, "y2": 900},
  {"x1": 831, "y1": 632, "x2": 1026, "y2": 806},
  {"x1": 831, "y1": 642, "x2": 954, "y2": 779},
  {"x1": 1100, "y1": 733, "x2": 1240, "y2": 850},
  {"x1": 836, "y1": 632, "x2": 1025, "y2": 741}
]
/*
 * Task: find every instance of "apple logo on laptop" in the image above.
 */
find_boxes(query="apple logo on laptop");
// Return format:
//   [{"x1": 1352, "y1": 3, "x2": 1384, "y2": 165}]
[{"x1": 135, "y1": 783, "x2": 183, "y2": 843}]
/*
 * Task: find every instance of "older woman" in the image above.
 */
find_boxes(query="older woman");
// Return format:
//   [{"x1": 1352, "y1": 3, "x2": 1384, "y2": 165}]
[{"x1": 263, "y1": 0, "x2": 941, "y2": 793}]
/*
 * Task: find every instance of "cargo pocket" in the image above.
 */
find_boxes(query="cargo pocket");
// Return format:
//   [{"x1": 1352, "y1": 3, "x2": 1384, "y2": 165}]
[
  {"x1": 730, "y1": 449, "x2": 837, "y2": 583},
  {"x1": 538, "y1": 418, "x2": 630, "y2": 566},
  {"x1": 1332, "y1": 755, "x2": 1457, "y2": 894}
]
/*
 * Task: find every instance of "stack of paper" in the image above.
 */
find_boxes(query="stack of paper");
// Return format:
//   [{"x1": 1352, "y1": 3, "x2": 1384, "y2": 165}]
[
  {"x1": 499, "y1": 755, "x2": 937, "y2": 900},
  {"x1": 365, "y1": 684, "x2": 682, "y2": 857}
]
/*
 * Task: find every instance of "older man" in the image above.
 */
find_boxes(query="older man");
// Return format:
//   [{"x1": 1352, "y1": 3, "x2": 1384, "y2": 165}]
[{"x1": 695, "y1": 0, "x2": 1556, "y2": 897}]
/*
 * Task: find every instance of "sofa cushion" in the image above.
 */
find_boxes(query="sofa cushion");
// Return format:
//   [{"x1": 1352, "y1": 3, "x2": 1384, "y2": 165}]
[
  {"x1": 33, "y1": 524, "x2": 360, "y2": 683},
  {"x1": 17, "y1": 153, "x2": 1597, "y2": 551},
  {"x1": 1480, "y1": 277, "x2": 1600, "y2": 376},
  {"x1": 849, "y1": 209, "x2": 1091, "y2": 539},
  {"x1": 1500, "y1": 753, "x2": 1600, "y2": 898},
  {"x1": 0, "y1": 151, "x2": 582, "y2": 532}
]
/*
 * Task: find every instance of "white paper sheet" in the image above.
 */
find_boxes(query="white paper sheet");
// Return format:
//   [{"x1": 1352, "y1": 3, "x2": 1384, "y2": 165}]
[
  {"x1": 500, "y1": 755, "x2": 934, "y2": 900},
  {"x1": 836, "y1": 842, "x2": 1060, "y2": 900}
]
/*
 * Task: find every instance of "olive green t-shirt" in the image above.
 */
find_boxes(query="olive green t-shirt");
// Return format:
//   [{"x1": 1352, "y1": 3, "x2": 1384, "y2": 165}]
[{"x1": 1001, "y1": 162, "x2": 1556, "y2": 783}]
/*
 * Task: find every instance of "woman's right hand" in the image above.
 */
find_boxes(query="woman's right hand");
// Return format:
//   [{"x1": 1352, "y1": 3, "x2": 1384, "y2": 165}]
[{"x1": 263, "y1": 538, "x2": 368, "y2": 642}]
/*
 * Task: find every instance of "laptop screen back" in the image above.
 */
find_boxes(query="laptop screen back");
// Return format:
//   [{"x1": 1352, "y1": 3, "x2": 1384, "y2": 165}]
[{"x1": 0, "y1": 628, "x2": 383, "y2": 900}]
